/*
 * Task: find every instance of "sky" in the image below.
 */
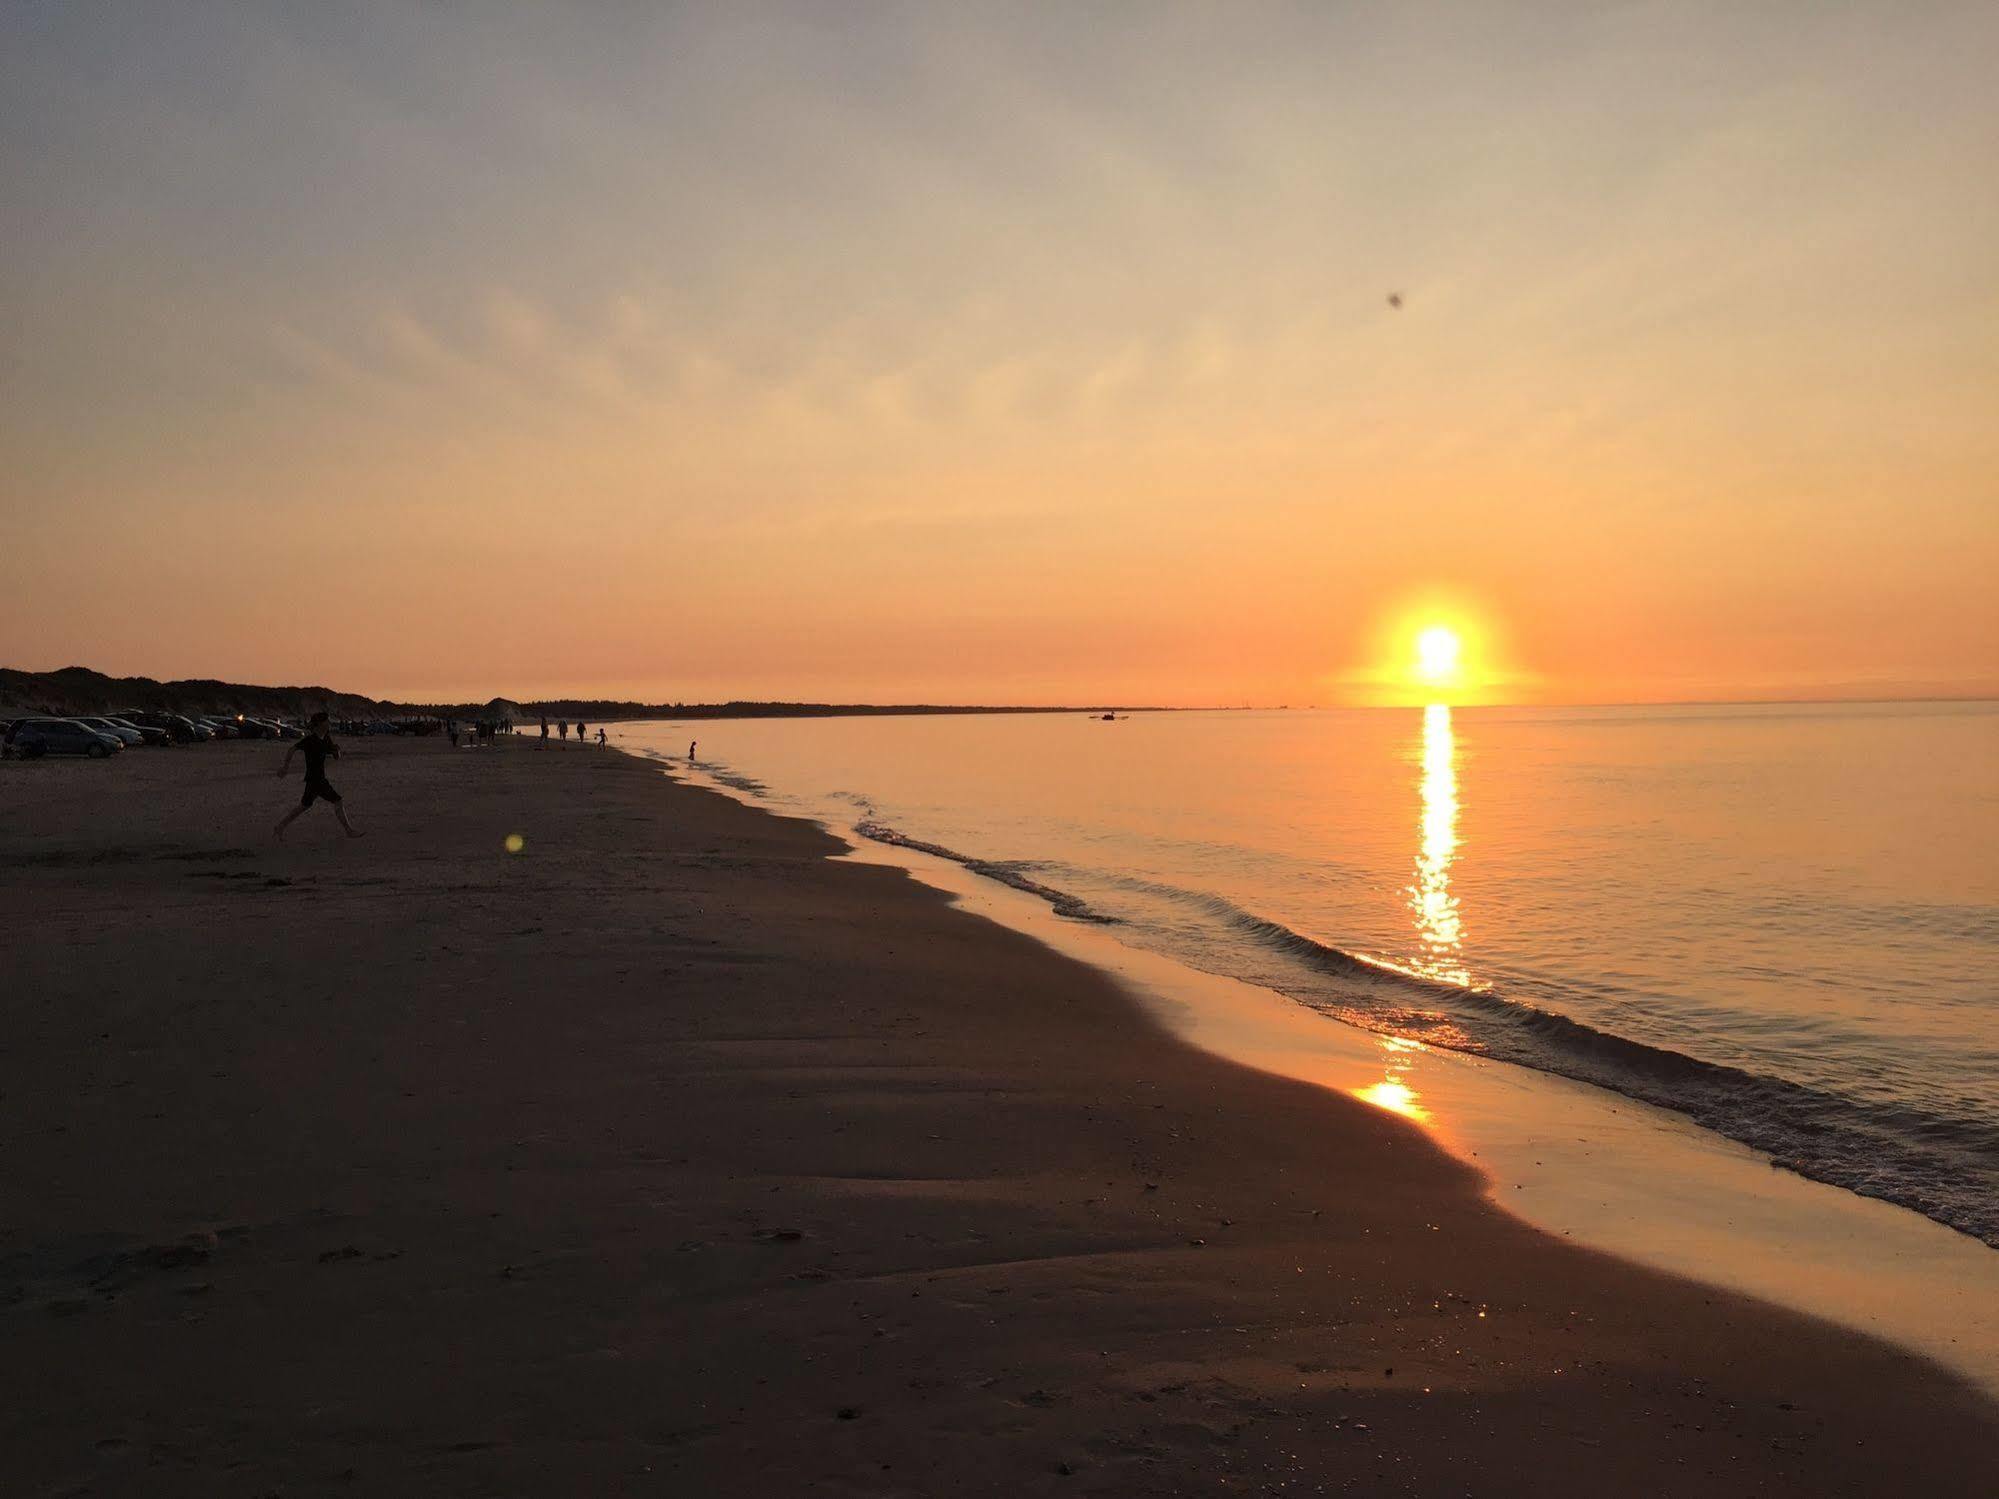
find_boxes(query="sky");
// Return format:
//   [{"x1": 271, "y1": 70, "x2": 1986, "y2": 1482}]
[{"x1": 3, "y1": 2, "x2": 1995, "y2": 706}]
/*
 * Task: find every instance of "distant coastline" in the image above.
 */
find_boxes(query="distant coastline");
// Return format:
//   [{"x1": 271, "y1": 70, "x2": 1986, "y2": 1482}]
[
  {"x1": 5, "y1": 663, "x2": 1990, "y2": 724},
  {"x1": 0, "y1": 664, "x2": 1169, "y2": 724}
]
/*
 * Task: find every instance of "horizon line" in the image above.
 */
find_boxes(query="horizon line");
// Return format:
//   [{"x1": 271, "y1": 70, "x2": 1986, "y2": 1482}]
[{"x1": 5, "y1": 664, "x2": 1995, "y2": 717}]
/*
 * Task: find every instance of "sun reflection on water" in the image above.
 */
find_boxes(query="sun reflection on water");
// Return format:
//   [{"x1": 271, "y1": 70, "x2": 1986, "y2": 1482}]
[
  {"x1": 1408, "y1": 703, "x2": 1468, "y2": 984},
  {"x1": 1354, "y1": 1078, "x2": 1427, "y2": 1121},
  {"x1": 1352, "y1": 1037, "x2": 1433, "y2": 1124}
]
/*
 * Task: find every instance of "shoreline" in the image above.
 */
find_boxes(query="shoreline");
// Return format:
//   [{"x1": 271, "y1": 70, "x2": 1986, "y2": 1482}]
[
  {"x1": 627, "y1": 719, "x2": 1999, "y2": 1395},
  {"x1": 3, "y1": 736, "x2": 1993, "y2": 1494},
  {"x1": 840, "y1": 827, "x2": 1999, "y2": 1394},
  {"x1": 653, "y1": 754, "x2": 1999, "y2": 1396}
]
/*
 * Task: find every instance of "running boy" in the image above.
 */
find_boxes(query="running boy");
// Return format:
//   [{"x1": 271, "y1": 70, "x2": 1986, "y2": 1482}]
[{"x1": 275, "y1": 712, "x2": 362, "y2": 839}]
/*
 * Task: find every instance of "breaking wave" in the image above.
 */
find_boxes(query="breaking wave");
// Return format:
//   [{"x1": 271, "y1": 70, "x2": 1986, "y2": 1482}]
[{"x1": 853, "y1": 819, "x2": 1117, "y2": 924}]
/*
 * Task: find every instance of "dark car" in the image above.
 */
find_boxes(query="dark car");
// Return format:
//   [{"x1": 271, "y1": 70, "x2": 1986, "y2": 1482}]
[
  {"x1": 122, "y1": 710, "x2": 210, "y2": 743},
  {"x1": 5, "y1": 717, "x2": 123, "y2": 758},
  {"x1": 102, "y1": 715, "x2": 171, "y2": 747},
  {"x1": 196, "y1": 716, "x2": 239, "y2": 739}
]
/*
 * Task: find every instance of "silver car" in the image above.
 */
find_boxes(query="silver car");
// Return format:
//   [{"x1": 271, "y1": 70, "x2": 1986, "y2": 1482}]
[{"x1": 76, "y1": 715, "x2": 145, "y2": 747}]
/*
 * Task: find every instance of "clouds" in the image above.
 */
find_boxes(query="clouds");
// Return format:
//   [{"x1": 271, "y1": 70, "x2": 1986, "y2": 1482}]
[{"x1": 2, "y1": 3, "x2": 1995, "y2": 701}]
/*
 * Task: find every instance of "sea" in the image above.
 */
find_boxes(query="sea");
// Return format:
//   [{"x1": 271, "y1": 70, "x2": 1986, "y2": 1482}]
[{"x1": 617, "y1": 702, "x2": 1999, "y2": 1250}]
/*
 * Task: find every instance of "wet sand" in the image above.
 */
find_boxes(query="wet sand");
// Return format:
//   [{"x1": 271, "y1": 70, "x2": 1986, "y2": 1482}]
[{"x1": 2, "y1": 736, "x2": 1993, "y2": 1495}]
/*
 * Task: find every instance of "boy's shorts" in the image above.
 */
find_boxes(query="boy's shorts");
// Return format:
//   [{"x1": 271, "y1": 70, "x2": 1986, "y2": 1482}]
[{"x1": 302, "y1": 777, "x2": 342, "y2": 806}]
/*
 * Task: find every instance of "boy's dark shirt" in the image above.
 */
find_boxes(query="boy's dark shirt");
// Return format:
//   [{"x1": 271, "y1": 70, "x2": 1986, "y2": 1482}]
[{"x1": 301, "y1": 733, "x2": 338, "y2": 782}]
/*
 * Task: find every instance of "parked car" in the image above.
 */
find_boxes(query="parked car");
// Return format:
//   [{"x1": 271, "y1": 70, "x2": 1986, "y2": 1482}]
[
  {"x1": 5, "y1": 717, "x2": 123, "y2": 758},
  {"x1": 229, "y1": 716, "x2": 274, "y2": 740},
  {"x1": 120, "y1": 709, "x2": 210, "y2": 743},
  {"x1": 197, "y1": 716, "x2": 239, "y2": 739},
  {"x1": 75, "y1": 716, "x2": 145, "y2": 747},
  {"x1": 101, "y1": 715, "x2": 170, "y2": 747}
]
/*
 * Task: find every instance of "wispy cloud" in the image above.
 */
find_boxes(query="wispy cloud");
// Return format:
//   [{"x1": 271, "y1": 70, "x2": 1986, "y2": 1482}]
[{"x1": 3, "y1": 3, "x2": 1994, "y2": 700}]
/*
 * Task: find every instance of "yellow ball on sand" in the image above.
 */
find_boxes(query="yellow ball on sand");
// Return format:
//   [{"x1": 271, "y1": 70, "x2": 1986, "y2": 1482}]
[{"x1": 504, "y1": 833, "x2": 525, "y2": 855}]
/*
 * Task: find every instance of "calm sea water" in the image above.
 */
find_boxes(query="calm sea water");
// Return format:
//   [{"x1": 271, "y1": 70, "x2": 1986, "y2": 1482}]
[{"x1": 618, "y1": 703, "x2": 1999, "y2": 1246}]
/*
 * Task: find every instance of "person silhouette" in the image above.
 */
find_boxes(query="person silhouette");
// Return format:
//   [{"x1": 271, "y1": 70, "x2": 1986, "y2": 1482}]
[
  {"x1": 559, "y1": 720, "x2": 569, "y2": 742},
  {"x1": 575, "y1": 718, "x2": 587, "y2": 744},
  {"x1": 274, "y1": 711, "x2": 361, "y2": 840},
  {"x1": 539, "y1": 715, "x2": 549, "y2": 748},
  {"x1": 688, "y1": 740, "x2": 697, "y2": 763},
  {"x1": 596, "y1": 727, "x2": 607, "y2": 747}
]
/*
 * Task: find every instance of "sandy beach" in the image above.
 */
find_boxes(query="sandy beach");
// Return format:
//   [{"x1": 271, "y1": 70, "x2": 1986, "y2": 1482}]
[{"x1": 3, "y1": 735, "x2": 1993, "y2": 1497}]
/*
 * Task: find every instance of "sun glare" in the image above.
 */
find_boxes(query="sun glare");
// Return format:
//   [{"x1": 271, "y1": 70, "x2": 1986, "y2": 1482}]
[
  {"x1": 1351, "y1": 603, "x2": 1503, "y2": 707},
  {"x1": 1414, "y1": 625, "x2": 1463, "y2": 685},
  {"x1": 1346, "y1": 602, "x2": 1499, "y2": 706}
]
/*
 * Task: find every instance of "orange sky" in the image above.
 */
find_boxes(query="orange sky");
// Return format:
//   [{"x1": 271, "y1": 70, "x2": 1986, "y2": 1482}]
[{"x1": 3, "y1": 5, "x2": 1995, "y2": 706}]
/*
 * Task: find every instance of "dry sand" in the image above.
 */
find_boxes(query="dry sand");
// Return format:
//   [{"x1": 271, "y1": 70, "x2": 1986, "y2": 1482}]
[{"x1": 2, "y1": 735, "x2": 1993, "y2": 1496}]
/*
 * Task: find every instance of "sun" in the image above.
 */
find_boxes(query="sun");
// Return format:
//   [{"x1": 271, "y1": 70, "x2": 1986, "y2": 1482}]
[
  {"x1": 1414, "y1": 625, "x2": 1463, "y2": 685},
  {"x1": 1341, "y1": 599, "x2": 1502, "y2": 705}
]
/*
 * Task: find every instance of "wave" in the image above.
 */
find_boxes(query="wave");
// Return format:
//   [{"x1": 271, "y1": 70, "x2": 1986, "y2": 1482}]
[
  {"x1": 850, "y1": 842, "x2": 1999, "y2": 1249},
  {"x1": 1141, "y1": 884, "x2": 1999, "y2": 1248},
  {"x1": 635, "y1": 747, "x2": 770, "y2": 797},
  {"x1": 852, "y1": 820, "x2": 1118, "y2": 924}
]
